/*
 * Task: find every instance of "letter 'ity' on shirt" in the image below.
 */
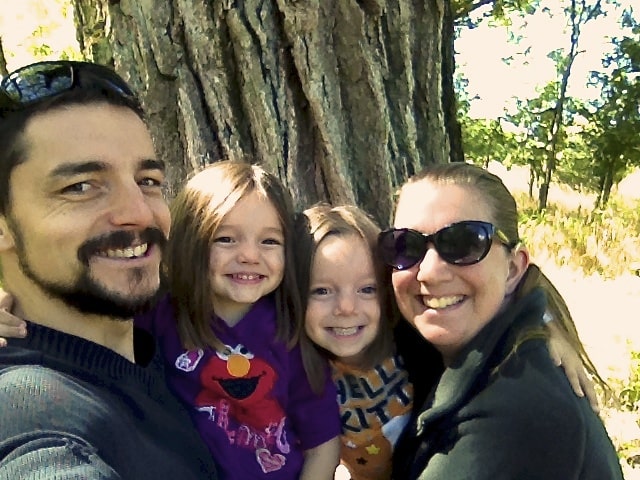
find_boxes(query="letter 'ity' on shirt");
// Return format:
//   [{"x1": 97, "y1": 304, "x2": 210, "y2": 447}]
[{"x1": 332, "y1": 352, "x2": 413, "y2": 480}]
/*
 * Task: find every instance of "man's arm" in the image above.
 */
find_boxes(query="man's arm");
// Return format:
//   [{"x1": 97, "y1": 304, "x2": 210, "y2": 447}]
[
  {"x1": 0, "y1": 433, "x2": 121, "y2": 480},
  {"x1": 0, "y1": 367, "x2": 121, "y2": 480}
]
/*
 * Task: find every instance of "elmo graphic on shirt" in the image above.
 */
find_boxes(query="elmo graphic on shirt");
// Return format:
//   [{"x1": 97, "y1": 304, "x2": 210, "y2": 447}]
[{"x1": 195, "y1": 344, "x2": 285, "y2": 431}]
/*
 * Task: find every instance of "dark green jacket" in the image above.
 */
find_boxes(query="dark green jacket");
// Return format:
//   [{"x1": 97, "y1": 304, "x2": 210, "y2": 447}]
[{"x1": 393, "y1": 289, "x2": 623, "y2": 480}]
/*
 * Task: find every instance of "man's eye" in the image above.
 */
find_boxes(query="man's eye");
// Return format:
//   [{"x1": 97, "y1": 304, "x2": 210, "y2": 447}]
[
  {"x1": 139, "y1": 177, "x2": 163, "y2": 188},
  {"x1": 61, "y1": 182, "x2": 92, "y2": 194}
]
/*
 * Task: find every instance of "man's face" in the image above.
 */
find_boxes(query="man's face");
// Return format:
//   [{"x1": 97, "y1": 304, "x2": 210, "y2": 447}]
[{"x1": 0, "y1": 103, "x2": 171, "y2": 318}]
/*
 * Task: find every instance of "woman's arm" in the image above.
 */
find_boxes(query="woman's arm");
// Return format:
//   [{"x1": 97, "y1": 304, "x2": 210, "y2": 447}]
[{"x1": 299, "y1": 436, "x2": 340, "y2": 480}]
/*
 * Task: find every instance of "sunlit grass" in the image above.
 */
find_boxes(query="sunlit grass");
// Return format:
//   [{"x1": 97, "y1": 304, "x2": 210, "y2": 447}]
[
  {"x1": 516, "y1": 193, "x2": 640, "y2": 279},
  {"x1": 512, "y1": 190, "x2": 640, "y2": 474}
]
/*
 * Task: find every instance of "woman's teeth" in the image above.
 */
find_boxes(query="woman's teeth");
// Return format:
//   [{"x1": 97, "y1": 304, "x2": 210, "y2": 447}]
[{"x1": 424, "y1": 295, "x2": 464, "y2": 309}]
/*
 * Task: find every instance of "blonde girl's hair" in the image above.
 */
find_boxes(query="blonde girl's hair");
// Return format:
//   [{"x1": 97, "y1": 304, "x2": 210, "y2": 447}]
[
  {"x1": 164, "y1": 160, "x2": 303, "y2": 357},
  {"x1": 402, "y1": 162, "x2": 609, "y2": 394},
  {"x1": 295, "y1": 204, "x2": 398, "y2": 376}
]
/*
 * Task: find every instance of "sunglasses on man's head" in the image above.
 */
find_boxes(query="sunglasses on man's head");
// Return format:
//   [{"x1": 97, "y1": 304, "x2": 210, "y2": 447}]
[
  {"x1": 377, "y1": 220, "x2": 514, "y2": 270},
  {"x1": 0, "y1": 60, "x2": 137, "y2": 111}
]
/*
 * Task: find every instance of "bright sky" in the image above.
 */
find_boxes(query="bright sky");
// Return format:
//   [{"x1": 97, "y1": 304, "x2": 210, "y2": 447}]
[
  {"x1": 0, "y1": 0, "x2": 77, "y2": 70},
  {"x1": 0, "y1": 0, "x2": 635, "y2": 123},
  {"x1": 456, "y1": 1, "x2": 636, "y2": 118}
]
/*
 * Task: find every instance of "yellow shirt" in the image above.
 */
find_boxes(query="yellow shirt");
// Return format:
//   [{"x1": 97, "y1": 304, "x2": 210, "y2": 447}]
[{"x1": 332, "y1": 353, "x2": 414, "y2": 480}]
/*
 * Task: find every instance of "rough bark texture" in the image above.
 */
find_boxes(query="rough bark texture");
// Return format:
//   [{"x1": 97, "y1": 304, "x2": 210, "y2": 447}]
[{"x1": 72, "y1": 0, "x2": 455, "y2": 226}]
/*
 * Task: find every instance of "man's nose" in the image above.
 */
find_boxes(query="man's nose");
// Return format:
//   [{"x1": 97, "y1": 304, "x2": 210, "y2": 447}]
[{"x1": 108, "y1": 182, "x2": 155, "y2": 228}]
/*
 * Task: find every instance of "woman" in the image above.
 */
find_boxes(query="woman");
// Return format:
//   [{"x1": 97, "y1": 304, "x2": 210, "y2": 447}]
[{"x1": 378, "y1": 162, "x2": 623, "y2": 479}]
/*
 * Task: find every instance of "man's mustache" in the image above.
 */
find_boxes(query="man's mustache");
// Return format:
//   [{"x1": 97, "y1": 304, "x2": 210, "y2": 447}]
[{"x1": 77, "y1": 228, "x2": 167, "y2": 265}]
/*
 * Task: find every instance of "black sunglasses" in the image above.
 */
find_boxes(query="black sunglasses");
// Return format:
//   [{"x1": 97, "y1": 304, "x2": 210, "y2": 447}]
[
  {"x1": 378, "y1": 220, "x2": 514, "y2": 270},
  {"x1": 0, "y1": 61, "x2": 137, "y2": 111}
]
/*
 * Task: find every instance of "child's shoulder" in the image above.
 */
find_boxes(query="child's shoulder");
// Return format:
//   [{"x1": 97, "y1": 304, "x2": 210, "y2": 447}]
[{"x1": 134, "y1": 293, "x2": 175, "y2": 334}]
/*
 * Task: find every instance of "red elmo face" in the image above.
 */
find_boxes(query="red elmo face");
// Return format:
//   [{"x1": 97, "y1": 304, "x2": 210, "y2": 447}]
[{"x1": 195, "y1": 344, "x2": 284, "y2": 430}]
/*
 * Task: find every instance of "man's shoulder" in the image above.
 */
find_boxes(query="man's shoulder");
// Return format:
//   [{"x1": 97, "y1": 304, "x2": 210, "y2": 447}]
[
  {"x1": 0, "y1": 364, "x2": 103, "y2": 436},
  {"x1": 0, "y1": 364, "x2": 95, "y2": 401}
]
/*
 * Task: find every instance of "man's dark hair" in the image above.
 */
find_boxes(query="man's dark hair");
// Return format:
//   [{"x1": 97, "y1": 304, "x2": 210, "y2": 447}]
[{"x1": 0, "y1": 81, "x2": 144, "y2": 215}]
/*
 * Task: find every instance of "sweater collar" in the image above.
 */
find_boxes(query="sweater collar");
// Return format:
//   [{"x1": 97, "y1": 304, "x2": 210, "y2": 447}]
[
  {"x1": 3, "y1": 322, "x2": 167, "y2": 396},
  {"x1": 415, "y1": 288, "x2": 547, "y2": 434}
]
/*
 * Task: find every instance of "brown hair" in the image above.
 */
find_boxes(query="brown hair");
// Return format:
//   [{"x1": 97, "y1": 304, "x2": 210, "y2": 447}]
[
  {"x1": 295, "y1": 204, "x2": 398, "y2": 372},
  {"x1": 401, "y1": 162, "x2": 608, "y2": 391},
  {"x1": 0, "y1": 84, "x2": 143, "y2": 216},
  {"x1": 164, "y1": 160, "x2": 303, "y2": 355}
]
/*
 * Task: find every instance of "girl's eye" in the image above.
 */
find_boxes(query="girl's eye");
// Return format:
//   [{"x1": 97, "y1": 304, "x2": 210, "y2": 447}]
[
  {"x1": 213, "y1": 236, "x2": 233, "y2": 244},
  {"x1": 262, "y1": 238, "x2": 283, "y2": 246},
  {"x1": 310, "y1": 287, "x2": 330, "y2": 296},
  {"x1": 360, "y1": 285, "x2": 377, "y2": 295}
]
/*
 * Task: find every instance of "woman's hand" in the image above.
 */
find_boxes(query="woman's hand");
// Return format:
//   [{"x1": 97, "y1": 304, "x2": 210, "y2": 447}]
[
  {"x1": 546, "y1": 320, "x2": 599, "y2": 412},
  {"x1": 0, "y1": 291, "x2": 27, "y2": 347}
]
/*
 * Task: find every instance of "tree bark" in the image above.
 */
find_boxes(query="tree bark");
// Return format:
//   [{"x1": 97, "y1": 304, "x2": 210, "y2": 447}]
[
  {"x1": 71, "y1": 0, "x2": 456, "y2": 226},
  {"x1": 0, "y1": 37, "x2": 8, "y2": 77}
]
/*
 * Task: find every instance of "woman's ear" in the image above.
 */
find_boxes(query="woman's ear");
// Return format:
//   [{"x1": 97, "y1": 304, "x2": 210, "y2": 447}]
[
  {"x1": 505, "y1": 245, "x2": 529, "y2": 296},
  {"x1": 0, "y1": 217, "x2": 16, "y2": 252}
]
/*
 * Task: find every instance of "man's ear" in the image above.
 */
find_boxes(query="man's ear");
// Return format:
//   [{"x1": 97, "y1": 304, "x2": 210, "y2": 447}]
[
  {"x1": 0, "y1": 217, "x2": 15, "y2": 251},
  {"x1": 505, "y1": 245, "x2": 529, "y2": 296}
]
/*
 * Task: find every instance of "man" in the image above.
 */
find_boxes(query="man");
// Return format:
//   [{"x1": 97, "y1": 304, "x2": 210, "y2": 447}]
[{"x1": 0, "y1": 61, "x2": 218, "y2": 479}]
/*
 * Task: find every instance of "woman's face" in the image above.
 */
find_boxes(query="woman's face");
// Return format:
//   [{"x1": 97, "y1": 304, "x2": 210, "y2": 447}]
[{"x1": 391, "y1": 180, "x2": 527, "y2": 364}]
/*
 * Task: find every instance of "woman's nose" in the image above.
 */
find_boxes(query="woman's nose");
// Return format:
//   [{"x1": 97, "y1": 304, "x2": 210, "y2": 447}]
[{"x1": 416, "y1": 246, "x2": 453, "y2": 283}]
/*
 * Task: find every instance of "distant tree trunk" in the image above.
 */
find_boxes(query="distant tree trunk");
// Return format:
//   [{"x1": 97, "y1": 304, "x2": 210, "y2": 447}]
[
  {"x1": 0, "y1": 37, "x2": 8, "y2": 77},
  {"x1": 537, "y1": 0, "x2": 603, "y2": 212},
  {"x1": 71, "y1": 0, "x2": 457, "y2": 225}
]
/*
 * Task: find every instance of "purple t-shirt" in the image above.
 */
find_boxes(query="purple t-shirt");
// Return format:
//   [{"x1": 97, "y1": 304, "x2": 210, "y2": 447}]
[{"x1": 136, "y1": 294, "x2": 340, "y2": 479}]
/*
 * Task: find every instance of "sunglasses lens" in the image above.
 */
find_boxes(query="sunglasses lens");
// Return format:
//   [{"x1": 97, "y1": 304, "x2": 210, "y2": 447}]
[
  {"x1": 378, "y1": 222, "x2": 495, "y2": 269},
  {"x1": 378, "y1": 229, "x2": 427, "y2": 270},
  {"x1": 436, "y1": 222, "x2": 491, "y2": 265},
  {"x1": 1, "y1": 62, "x2": 135, "y2": 109},
  {"x1": 2, "y1": 64, "x2": 73, "y2": 104},
  {"x1": 81, "y1": 65, "x2": 136, "y2": 98}
]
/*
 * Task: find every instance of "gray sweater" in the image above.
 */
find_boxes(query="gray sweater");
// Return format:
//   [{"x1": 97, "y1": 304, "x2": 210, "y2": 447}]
[{"x1": 0, "y1": 323, "x2": 218, "y2": 480}]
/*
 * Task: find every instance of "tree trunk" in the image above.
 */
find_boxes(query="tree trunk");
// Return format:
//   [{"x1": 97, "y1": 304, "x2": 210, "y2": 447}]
[
  {"x1": 0, "y1": 37, "x2": 8, "y2": 77},
  {"x1": 71, "y1": 0, "x2": 456, "y2": 226}
]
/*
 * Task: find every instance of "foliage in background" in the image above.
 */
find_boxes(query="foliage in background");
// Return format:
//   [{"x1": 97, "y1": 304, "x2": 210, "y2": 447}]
[
  {"x1": 516, "y1": 191, "x2": 640, "y2": 278},
  {"x1": 458, "y1": 1, "x2": 640, "y2": 213},
  {"x1": 516, "y1": 188, "x2": 640, "y2": 471},
  {"x1": 605, "y1": 348, "x2": 640, "y2": 469},
  {"x1": 0, "y1": 0, "x2": 80, "y2": 68}
]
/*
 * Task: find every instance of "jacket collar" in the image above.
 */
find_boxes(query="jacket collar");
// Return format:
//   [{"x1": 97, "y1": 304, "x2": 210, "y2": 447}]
[{"x1": 415, "y1": 288, "x2": 547, "y2": 434}]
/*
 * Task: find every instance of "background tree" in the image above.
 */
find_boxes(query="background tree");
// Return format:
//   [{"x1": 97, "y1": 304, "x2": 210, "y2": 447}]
[
  {"x1": 535, "y1": 0, "x2": 604, "y2": 210},
  {"x1": 71, "y1": 0, "x2": 461, "y2": 226},
  {"x1": 0, "y1": 37, "x2": 8, "y2": 77},
  {"x1": 583, "y1": 12, "x2": 640, "y2": 209}
]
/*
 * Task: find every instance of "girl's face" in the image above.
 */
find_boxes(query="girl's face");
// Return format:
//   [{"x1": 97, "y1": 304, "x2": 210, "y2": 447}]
[
  {"x1": 305, "y1": 234, "x2": 381, "y2": 366},
  {"x1": 208, "y1": 190, "x2": 285, "y2": 325},
  {"x1": 391, "y1": 180, "x2": 527, "y2": 365}
]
